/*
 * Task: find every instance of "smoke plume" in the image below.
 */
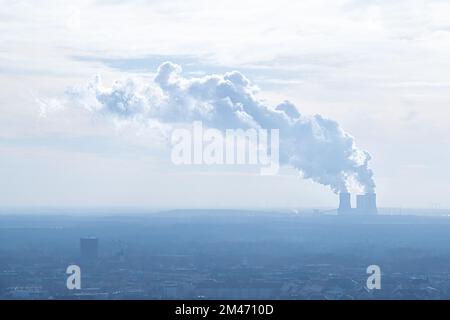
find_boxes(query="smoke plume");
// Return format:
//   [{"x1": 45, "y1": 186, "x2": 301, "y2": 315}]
[{"x1": 66, "y1": 62, "x2": 375, "y2": 193}]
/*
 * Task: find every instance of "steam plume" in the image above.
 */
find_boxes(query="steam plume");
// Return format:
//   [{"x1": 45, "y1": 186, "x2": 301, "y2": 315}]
[{"x1": 66, "y1": 62, "x2": 375, "y2": 193}]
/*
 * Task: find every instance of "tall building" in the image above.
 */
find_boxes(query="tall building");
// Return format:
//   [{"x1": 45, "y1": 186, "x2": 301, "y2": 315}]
[{"x1": 80, "y1": 237, "x2": 99, "y2": 262}]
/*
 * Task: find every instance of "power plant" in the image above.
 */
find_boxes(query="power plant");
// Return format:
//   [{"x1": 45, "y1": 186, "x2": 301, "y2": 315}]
[{"x1": 338, "y1": 192, "x2": 377, "y2": 215}]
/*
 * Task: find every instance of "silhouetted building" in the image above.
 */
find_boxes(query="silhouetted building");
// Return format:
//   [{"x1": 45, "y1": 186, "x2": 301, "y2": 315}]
[{"x1": 80, "y1": 237, "x2": 98, "y2": 262}]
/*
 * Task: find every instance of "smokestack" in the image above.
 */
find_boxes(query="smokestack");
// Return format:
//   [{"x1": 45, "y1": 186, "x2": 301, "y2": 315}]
[
  {"x1": 338, "y1": 192, "x2": 351, "y2": 214},
  {"x1": 356, "y1": 193, "x2": 377, "y2": 214}
]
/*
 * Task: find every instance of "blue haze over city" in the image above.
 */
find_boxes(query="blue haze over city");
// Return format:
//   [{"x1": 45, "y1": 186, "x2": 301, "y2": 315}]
[{"x1": 1, "y1": 0, "x2": 450, "y2": 300}]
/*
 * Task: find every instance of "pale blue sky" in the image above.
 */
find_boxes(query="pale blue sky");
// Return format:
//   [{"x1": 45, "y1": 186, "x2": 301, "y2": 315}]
[{"x1": 1, "y1": 0, "x2": 450, "y2": 208}]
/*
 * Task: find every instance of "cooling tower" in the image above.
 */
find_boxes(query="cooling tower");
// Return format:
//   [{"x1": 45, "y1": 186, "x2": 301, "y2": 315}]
[
  {"x1": 356, "y1": 194, "x2": 366, "y2": 211},
  {"x1": 338, "y1": 192, "x2": 351, "y2": 214},
  {"x1": 356, "y1": 193, "x2": 377, "y2": 214}
]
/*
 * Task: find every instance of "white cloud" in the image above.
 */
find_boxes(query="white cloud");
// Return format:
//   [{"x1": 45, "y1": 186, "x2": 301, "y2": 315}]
[{"x1": 1, "y1": 0, "x2": 450, "y2": 207}]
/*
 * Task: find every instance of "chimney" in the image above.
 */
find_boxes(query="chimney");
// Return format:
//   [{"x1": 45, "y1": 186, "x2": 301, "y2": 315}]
[{"x1": 338, "y1": 192, "x2": 351, "y2": 214}]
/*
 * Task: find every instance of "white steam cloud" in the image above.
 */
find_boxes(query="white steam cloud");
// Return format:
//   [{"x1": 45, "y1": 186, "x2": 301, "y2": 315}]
[{"x1": 65, "y1": 62, "x2": 375, "y2": 193}]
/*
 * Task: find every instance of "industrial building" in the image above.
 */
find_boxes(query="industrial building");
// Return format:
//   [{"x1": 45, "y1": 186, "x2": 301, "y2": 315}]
[{"x1": 338, "y1": 192, "x2": 377, "y2": 215}]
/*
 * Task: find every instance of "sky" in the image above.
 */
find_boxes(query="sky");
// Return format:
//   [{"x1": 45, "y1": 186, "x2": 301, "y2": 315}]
[{"x1": 1, "y1": 0, "x2": 450, "y2": 209}]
